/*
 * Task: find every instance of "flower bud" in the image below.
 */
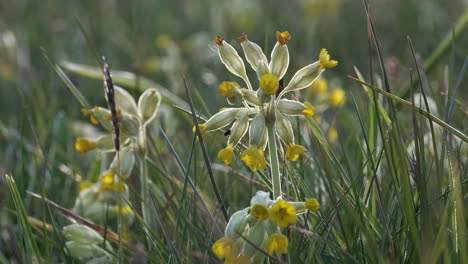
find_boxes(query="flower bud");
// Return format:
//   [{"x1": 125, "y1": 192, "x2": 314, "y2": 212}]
[
  {"x1": 275, "y1": 113, "x2": 294, "y2": 145},
  {"x1": 228, "y1": 114, "x2": 249, "y2": 146},
  {"x1": 241, "y1": 89, "x2": 261, "y2": 106},
  {"x1": 248, "y1": 113, "x2": 266, "y2": 147},
  {"x1": 138, "y1": 88, "x2": 161, "y2": 126},
  {"x1": 255, "y1": 60, "x2": 271, "y2": 80},
  {"x1": 109, "y1": 149, "x2": 135, "y2": 178},
  {"x1": 277, "y1": 99, "x2": 309, "y2": 116},
  {"x1": 215, "y1": 36, "x2": 250, "y2": 89},
  {"x1": 203, "y1": 108, "x2": 248, "y2": 133},
  {"x1": 282, "y1": 62, "x2": 322, "y2": 94},
  {"x1": 120, "y1": 113, "x2": 141, "y2": 136},
  {"x1": 238, "y1": 34, "x2": 268, "y2": 71},
  {"x1": 75, "y1": 138, "x2": 97, "y2": 153},
  {"x1": 63, "y1": 224, "x2": 104, "y2": 244},
  {"x1": 269, "y1": 32, "x2": 290, "y2": 80},
  {"x1": 115, "y1": 86, "x2": 138, "y2": 117}
]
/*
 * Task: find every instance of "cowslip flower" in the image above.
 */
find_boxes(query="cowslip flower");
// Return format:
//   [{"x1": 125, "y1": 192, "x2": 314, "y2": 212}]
[
  {"x1": 305, "y1": 198, "x2": 320, "y2": 211},
  {"x1": 269, "y1": 200, "x2": 297, "y2": 228},
  {"x1": 250, "y1": 203, "x2": 269, "y2": 221},
  {"x1": 212, "y1": 237, "x2": 240, "y2": 263},
  {"x1": 199, "y1": 31, "x2": 338, "y2": 169},
  {"x1": 265, "y1": 233, "x2": 289, "y2": 255}
]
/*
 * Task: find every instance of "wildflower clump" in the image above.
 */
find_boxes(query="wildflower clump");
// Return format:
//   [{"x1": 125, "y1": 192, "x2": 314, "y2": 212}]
[
  {"x1": 72, "y1": 86, "x2": 161, "y2": 226},
  {"x1": 199, "y1": 31, "x2": 338, "y2": 169},
  {"x1": 212, "y1": 191, "x2": 320, "y2": 263}
]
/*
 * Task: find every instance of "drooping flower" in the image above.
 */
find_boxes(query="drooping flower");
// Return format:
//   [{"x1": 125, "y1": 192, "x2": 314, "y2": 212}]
[
  {"x1": 305, "y1": 198, "x2": 320, "y2": 211},
  {"x1": 285, "y1": 144, "x2": 307, "y2": 161},
  {"x1": 265, "y1": 233, "x2": 289, "y2": 255},
  {"x1": 212, "y1": 237, "x2": 240, "y2": 262},
  {"x1": 328, "y1": 88, "x2": 346, "y2": 107},
  {"x1": 218, "y1": 144, "x2": 235, "y2": 164},
  {"x1": 319, "y1": 48, "x2": 339, "y2": 69},
  {"x1": 75, "y1": 138, "x2": 97, "y2": 153},
  {"x1": 269, "y1": 200, "x2": 297, "y2": 228},
  {"x1": 240, "y1": 147, "x2": 266, "y2": 171}
]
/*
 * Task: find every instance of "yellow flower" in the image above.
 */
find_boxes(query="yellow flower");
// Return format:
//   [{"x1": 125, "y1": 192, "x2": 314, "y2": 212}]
[
  {"x1": 265, "y1": 233, "x2": 289, "y2": 255},
  {"x1": 98, "y1": 171, "x2": 125, "y2": 193},
  {"x1": 212, "y1": 237, "x2": 239, "y2": 262},
  {"x1": 309, "y1": 78, "x2": 328, "y2": 94},
  {"x1": 113, "y1": 205, "x2": 133, "y2": 214},
  {"x1": 75, "y1": 138, "x2": 97, "y2": 153},
  {"x1": 285, "y1": 144, "x2": 307, "y2": 161},
  {"x1": 250, "y1": 203, "x2": 269, "y2": 221},
  {"x1": 259, "y1": 74, "x2": 280, "y2": 95},
  {"x1": 192, "y1": 124, "x2": 208, "y2": 136},
  {"x1": 79, "y1": 180, "x2": 92, "y2": 192},
  {"x1": 319, "y1": 48, "x2": 339, "y2": 69},
  {"x1": 219, "y1": 82, "x2": 239, "y2": 98},
  {"x1": 240, "y1": 147, "x2": 266, "y2": 171},
  {"x1": 302, "y1": 102, "x2": 315, "y2": 117},
  {"x1": 269, "y1": 200, "x2": 297, "y2": 228},
  {"x1": 305, "y1": 198, "x2": 320, "y2": 211},
  {"x1": 327, "y1": 127, "x2": 338, "y2": 143},
  {"x1": 276, "y1": 31, "x2": 291, "y2": 46},
  {"x1": 218, "y1": 144, "x2": 234, "y2": 164},
  {"x1": 328, "y1": 88, "x2": 346, "y2": 107}
]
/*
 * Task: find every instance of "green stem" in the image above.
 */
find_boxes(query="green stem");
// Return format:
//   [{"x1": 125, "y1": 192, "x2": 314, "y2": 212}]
[
  {"x1": 140, "y1": 154, "x2": 150, "y2": 224},
  {"x1": 267, "y1": 123, "x2": 281, "y2": 198}
]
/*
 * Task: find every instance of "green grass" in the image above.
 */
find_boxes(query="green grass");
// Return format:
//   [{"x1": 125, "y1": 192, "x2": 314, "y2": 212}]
[{"x1": 1, "y1": 0, "x2": 467, "y2": 263}]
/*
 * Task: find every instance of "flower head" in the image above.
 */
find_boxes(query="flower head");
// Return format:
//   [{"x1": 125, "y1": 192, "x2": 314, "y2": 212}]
[
  {"x1": 259, "y1": 74, "x2": 280, "y2": 95},
  {"x1": 250, "y1": 203, "x2": 269, "y2": 221},
  {"x1": 266, "y1": 233, "x2": 289, "y2": 255},
  {"x1": 219, "y1": 82, "x2": 240, "y2": 98},
  {"x1": 328, "y1": 88, "x2": 346, "y2": 107},
  {"x1": 240, "y1": 147, "x2": 266, "y2": 171},
  {"x1": 319, "y1": 48, "x2": 339, "y2": 69},
  {"x1": 305, "y1": 198, "x2": 320, "y2": 211},
  {"x1": 269, "y1": 200, "x2": 297, "y2": 228},
  {"x1": 286, "y1": 144, "x2": 307, "y2": 161},
  {"x1": 75, "y1": 138, "x2": 97, "y2": 153},
  {"x1": 218, "y1": 144, "x2": 235, "y2": 164},
  {"x1": 212, "y1": 237, "x2": 239, "y2": 262}
]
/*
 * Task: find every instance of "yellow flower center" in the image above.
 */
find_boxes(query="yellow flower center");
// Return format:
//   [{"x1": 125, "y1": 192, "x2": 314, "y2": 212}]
[
  {"x1": 266, "y1": 233, "x2": 289, "y2": 255},
  {"x1": 305, "y1": 198, "x2": 320, "y2": 211},
  {"x1": 276, "y1": 31, "x2": 291, "y2": 46},
  {"x1": 328, "y1": 88, "x2": 346, "y2": 107},
  {"x1": 269, "y1": 200, "x2": 297, "y2": 228},
  {"x1": 75, "y1": 138, "x2": 97, "y2": 153},
  {"x1": 240, "y1": 147, "x2": 266, "y2": 171},
  {"x1": 218, "y1": 81, "x2": 239, "y2": 98},
  {"x1": 302, "y1": 102, "x2": 315, "y2": 117},
  {"x1": 218, "y1": 145, "x2": 234, "y2": 165},
  {"x1": 260, "y1": 74, "x2": 280, "y2": 95},
  {"x1": 250, "y1": 203, "x2": 269, "y2": 221},
  {"x1": 319, "y1": 48, "x2": 339, "y2": 69},
  {"x1": 286, "y1": 144, "x2": 307, "y2": 161}
]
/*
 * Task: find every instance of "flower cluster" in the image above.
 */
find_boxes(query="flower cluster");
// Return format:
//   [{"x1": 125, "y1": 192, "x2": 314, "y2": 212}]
[
  {"x1": 199, "y1": 31, "x2": 338, "y2": 170},
  {"x1": 212, "y1": 191, "x2": 320, "y2": 263},
  {"x1": 73, "y1": 86, "x2": 161, "y2": 225},
  {"x1": 63, "y1": 223, "x2": 115, "y2": 263}
]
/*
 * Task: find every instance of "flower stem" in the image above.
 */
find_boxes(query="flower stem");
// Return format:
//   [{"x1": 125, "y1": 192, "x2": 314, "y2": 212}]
[
  {"x1": 267, "y1": 123, "x2": 281, "y2": 198},
  {"x1": 140, "y1": 155, "x2": 150, "y2": 224}
]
